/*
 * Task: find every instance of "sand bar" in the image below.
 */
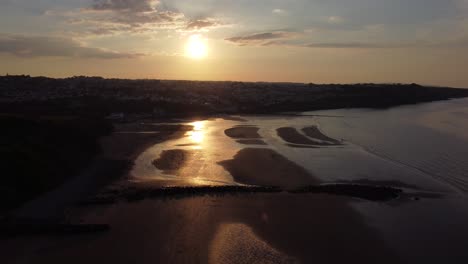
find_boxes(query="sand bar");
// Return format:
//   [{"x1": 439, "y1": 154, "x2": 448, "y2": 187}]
[
  {"x1": 225, "y1": 126, "x2": 262, "y2": 139},
  {"x1": 277, "y1": 127, "x2": 318, "y2": 146},
  {"x1": 302, "y1": 126, "x2": 341, "y2": 145},
  {"x1": 218, "y1": 148, "x2": 316, "y2": 188},
  {"x1": 152, "y1": 149, "x2": 193, "y2": 175}
]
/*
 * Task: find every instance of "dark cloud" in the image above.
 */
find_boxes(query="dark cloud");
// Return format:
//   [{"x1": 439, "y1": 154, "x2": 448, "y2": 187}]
[
  {"x1": 225, "y1": 31, "x2": 295, "y2": 46},
  {"x1": 0, "y1": 34, "x2": 140, "y2": 59},
  {"x1": 90, "y1": 0, "x2": 158, "y2": 12},
  {"x1": 104, "y1": 10, "x2": 183, "y2": 26},
  {"x1": 227, "y1": 32, "x2": 288, "y2": 41},
  {"x1": 304, "y1": 42, "x2": 398, "y2": 49},
  {"x1": 225, "y1": 31, "x2": 410, "y2": 49},
  {"x1": 186, "y1": 18, "x2": 221, "y2": 30}
]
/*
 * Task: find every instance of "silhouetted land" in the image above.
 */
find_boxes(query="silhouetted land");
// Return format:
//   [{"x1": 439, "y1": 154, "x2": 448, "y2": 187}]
[
  {"x1": 0, "y1": 115, "x2": 112, "y2": 212},
  {"x1": 1, "y1": 75, "x2": 468, "y2": 117}
]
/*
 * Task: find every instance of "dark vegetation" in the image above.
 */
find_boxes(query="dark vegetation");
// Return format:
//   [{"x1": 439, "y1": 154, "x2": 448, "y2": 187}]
[
  {"x1": 79, "y1": 185, "x2": 283, "y2": 205},
  {"x1": 0, "y1": 115, "x2": 112, "y2": 212},
  {"x1": 78, "y1": 183, "x2": 404, "y2": 206}
]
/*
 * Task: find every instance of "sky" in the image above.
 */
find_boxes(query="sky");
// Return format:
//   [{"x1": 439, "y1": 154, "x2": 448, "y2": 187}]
[{"x1": 1, "y1": 0, "x2": 468, "y2": 87}]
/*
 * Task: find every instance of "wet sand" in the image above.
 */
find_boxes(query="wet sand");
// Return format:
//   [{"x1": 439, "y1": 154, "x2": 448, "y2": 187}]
[
  {"x1": 1, "y1": 194, "x2": 399, "y2": 264},
  {"x1": 100, "y1": 124, "x2": 193, "y2": 161},
  {"x1": 4, "y1": 114, "x2": 468, "y2": 264},
  {"x1": 276, "y1": 127, "x2": 319, "y2": 146},
  {"x1": 286, "y1": 144, "x2": 318, "y2": 149},
  {"x1": 217, "y1": 116, "x2": 248, "y2": 122},
  {"x1": 225, "y1": 126, "x2": 262, "y2": 139},
  {"x1": 236, "y1": 139, "x2": 267, "y2": 145},
  {"x1": 277, "y1": 127, "x2": 341, "y2": 147},
  {"x1": 218, "y1": 148, "x2": 316, "y2": 188},
  {"x1": 302, "y1": 126, "x2": 341, "y2": 145},
  {"x1": 152, "y1": 149, "x2": 194, "y2": 175}
]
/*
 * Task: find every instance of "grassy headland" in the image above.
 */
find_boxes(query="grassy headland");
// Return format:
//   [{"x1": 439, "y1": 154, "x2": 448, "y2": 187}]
[{"x1": 0, "y1": 115, "x2": 112, "y2": 212}]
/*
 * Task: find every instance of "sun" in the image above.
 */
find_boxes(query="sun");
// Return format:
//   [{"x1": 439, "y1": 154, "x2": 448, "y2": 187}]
[{"x1": 185, "y1": 35, "x2": 208, "y2": 59}]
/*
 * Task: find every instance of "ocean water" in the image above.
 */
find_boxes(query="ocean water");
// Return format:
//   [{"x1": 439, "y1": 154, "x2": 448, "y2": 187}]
[
  {"x1": 131, "y1": 98, "x2": 468, "y2": 195},
  {"x1": 310, "y1": 97, "x2": 468, "y2": 193},
  {"x1": 305, "y1": 98, "x2": 468, "y2": 263},
  {"x1": 127, "y1": 98, "x2": 468, "y2": 263}
]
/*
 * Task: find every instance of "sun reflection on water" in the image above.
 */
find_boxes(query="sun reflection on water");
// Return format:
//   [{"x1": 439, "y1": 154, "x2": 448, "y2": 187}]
[
  {"x1": 192, "y1": 121, "x2": 204, "y2": 131},
  {"x1": 187, "y1": 121, "x2": 206, "y2": 147}
]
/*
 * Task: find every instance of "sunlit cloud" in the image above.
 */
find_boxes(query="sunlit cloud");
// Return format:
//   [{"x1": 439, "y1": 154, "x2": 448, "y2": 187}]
[{"x1": 45, "y1": 0, "x2": 227, "y2": 38}]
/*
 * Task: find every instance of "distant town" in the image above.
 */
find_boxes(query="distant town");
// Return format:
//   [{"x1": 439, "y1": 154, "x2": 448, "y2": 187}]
[{"x1": 1, "y1": 75, "x2": 468, "y2": 118}]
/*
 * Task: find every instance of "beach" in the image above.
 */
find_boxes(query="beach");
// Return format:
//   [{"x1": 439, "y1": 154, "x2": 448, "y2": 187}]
[
  {"x1": 3, "y1": 194, "x2": 399, "y2": 264},
  {"x1": 3, "y1": 99, "x2": 468, "y2": 263}
]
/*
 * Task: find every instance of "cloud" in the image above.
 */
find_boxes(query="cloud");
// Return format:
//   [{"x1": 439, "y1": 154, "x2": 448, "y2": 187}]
[
  {"x1": 225, "y1": 30, "x2": 412, "y2": 49},
  {"x1": 228, "y1": 32, "x2": 284, "y2": 41},
  {"x1": 272, "y1": 9, "x2": 287, "y2": 15},
  {"x1": 225, "y1": 31, "x2": 298, "y2": 46},
  {"x1": 0, "y1": 34, "x2": 140, "y2": 59},
  {"x1": 458, "y1": 0, "x2": 468, "y2": 9},
  {"x1": 47, "y1": 1, "x2": 226, "y2": 36},
  {"x1": 90, "y1": 0, "x2": 159, "y2": 12},
  {"x1": 304, "y1": 42, "x2": 400, "y2": 49},
  {"x1": 327, "y1": 16, "x2": 344, "y2": 24},
  {"x1": 87, "y1": 0, "x2": 185, "y2": 32},
  {"x1": 185, "y1": 18, "x2": 222, "y2": 31},
  {"x1": 44, "y1": 0, "x2": 186, "y2": 36}
]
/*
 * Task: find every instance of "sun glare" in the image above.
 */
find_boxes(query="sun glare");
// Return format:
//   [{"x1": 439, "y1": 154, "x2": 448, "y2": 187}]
[
  {"x1": 185, "y1": 35, "x2": 208, "y2": 59},
  {"x1": 188, "y1": 121, "x2": 206, "y2": 145}
]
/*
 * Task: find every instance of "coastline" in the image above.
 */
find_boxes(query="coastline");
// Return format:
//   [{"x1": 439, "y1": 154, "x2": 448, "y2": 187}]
[{"x1": 4, "y1": 98, "x2": 468, "y2": 263}]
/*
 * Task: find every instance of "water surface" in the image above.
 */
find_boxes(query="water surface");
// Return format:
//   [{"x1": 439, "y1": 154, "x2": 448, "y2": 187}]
[{"x1": 132, "y1": 98, "x2": 468, "y2": 194}]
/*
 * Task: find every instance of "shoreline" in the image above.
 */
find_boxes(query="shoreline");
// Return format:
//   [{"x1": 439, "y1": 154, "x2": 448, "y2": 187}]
[{"x1": 3, "y1": 101, "x2": 468, "y2": 263}]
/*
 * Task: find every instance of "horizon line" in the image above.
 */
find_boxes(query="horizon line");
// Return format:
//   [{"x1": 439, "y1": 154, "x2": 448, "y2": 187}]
[{"x1": 2, "y1": 73, "x2": 464, "y2": 89}]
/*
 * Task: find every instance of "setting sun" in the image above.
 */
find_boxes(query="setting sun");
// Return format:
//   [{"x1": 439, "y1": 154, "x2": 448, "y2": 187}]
[{"x1": 185, "y1": 35, "x2": 208, "y2": 59}]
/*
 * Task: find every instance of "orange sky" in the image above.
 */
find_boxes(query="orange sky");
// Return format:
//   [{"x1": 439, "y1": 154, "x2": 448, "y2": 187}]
[{"x1": 1, "y1": 0, "x2": 468, "y2": 87}]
